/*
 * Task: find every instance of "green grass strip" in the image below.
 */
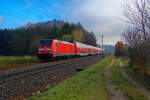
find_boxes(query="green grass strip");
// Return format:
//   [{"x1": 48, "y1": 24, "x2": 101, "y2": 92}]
[
  {"x1": 29, "y1": 56, "x2": 112, "y2": 100},
  {"x1": 122, "y1": 60, "x2": 150, "y2": 92},
  {"x1": 109, "y1": 59, "x2": 147, "y2": 100},
  {"x1": 0, "y1": 56, "x2": 40, "y2": 68}
]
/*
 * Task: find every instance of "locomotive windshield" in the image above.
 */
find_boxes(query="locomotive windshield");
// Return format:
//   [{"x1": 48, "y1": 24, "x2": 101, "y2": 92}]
[{"x1": 40, "y1": 40, "x2": 52, "y2": 46}]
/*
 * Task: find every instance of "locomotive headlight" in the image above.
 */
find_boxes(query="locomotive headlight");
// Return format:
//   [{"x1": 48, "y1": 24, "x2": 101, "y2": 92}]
[
  {"x1": 46, "y1": 49, "x2": 51, "y2": 51},
  {"x1": 39, "y1": 48, "x2": 44, "y2": 51}
]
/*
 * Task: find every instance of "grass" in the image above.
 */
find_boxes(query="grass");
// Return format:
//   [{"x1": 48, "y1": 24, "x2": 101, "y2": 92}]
[
  {"x1": 29, "y1": 56, "x2": 113, "y2": 100},
  {"x1": 0, "y1": 56, "x2": 40, "y2": 68},
  {"x1": 109, "y1": 59, "x2": 147, "y2": 100},
  {"x1": 122, "y1": 59, "x2": 150, "y2": 91}
]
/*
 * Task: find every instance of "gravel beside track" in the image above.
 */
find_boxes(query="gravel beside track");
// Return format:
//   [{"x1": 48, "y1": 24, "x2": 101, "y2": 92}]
[{"x1": 0, "y1": 55, "x2": 101, "y2": 100}]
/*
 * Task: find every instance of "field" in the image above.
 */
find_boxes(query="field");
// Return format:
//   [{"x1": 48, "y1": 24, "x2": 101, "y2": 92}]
[{"x1": 0, "y1": 56, "x2": 40, "y2": 68}]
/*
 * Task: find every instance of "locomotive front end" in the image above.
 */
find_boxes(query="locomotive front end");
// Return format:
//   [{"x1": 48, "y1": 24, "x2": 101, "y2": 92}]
[{"x1": 37, "y1": 39, "x2": 53, "y2": 60}]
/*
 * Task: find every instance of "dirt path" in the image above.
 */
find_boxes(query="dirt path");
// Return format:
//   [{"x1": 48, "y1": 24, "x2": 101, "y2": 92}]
[
  {"x1": 104, "y1": 59, "x2": 127, "y2": 100},
  {"x1": 119, "y1": 60, "x2": 150, "y2": 100}
]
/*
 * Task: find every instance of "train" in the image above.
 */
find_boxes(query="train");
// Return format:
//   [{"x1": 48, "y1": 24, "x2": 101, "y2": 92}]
[{"x1": 37, "y1": 39, "x2": 103, "y2": 60}]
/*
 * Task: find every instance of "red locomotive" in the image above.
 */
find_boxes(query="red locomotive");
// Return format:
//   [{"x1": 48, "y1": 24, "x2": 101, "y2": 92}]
[{"x1": 37, "y1": 39, "x2": 103, "y2": 60}]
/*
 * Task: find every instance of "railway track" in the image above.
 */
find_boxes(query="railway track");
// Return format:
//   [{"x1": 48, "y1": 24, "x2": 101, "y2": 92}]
[{"x1": 0, "y1": 55, "x2": 101, "y2": 100}]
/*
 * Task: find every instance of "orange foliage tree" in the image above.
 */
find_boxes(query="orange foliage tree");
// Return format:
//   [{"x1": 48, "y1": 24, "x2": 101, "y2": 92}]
[{"x1": 115, "y1": 41, "x2": 125, "y2": 57}]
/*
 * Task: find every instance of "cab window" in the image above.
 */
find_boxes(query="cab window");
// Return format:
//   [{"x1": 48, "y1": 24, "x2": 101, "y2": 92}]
[{"x1": 40, "y1": 40, "x2": 52, "y2": 46}]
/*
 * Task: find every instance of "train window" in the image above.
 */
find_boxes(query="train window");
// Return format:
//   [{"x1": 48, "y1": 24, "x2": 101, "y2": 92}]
[{"x1": 40, "y1": 40, "x2": 52, "y2": 46}]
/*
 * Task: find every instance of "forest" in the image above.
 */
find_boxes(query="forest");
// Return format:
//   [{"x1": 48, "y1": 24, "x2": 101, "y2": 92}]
[{"x1": 0, "y1": 20, "x2": 97, "y2": 56}]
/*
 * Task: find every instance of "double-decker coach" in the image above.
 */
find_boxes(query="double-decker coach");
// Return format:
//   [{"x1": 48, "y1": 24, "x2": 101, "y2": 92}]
[{"x1": 73, "y1": 41, "x2": 89, "y2": 56}]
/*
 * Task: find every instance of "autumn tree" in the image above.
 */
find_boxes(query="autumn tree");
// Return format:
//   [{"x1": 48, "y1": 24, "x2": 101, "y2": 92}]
[
  {"x1": 62, "y1": 34, "x2": 73, "y2": 41},
  {"x1": 115, "y1": 41, "x2": 125, "y2": 57},
  {"x1": 72, "y1": 30, "x2": 84, "y2": 42}
]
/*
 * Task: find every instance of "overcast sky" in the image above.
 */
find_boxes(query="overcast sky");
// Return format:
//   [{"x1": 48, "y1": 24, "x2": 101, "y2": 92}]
[{"x1": 0, "y1": 0, "x2": 126, "y2": 45}]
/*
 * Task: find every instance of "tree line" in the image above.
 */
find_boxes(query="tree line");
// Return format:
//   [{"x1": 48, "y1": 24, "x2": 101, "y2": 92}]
[{"x1": 0, "y1": 20, "x2": 97, "y2": 56}]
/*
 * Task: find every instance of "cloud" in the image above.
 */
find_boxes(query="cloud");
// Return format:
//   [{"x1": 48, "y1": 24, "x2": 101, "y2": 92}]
[
  {"x1": 97, "y1": 35, "x2": 122, "y2": 45},
  {"x1": 0, "y1": 17, "x2": 3, "y2": 24},
  {"x1": 60, "y1": 0, "x2": 126, "y2": 45}
]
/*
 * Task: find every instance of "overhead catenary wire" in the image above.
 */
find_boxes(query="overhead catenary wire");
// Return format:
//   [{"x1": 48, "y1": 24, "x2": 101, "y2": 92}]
[
  {"x1": 42, "y1": 0, "x2": 64, "y2": 20},
  {"x1": 0, "y1": 6, "x2": 37, "y2": 23},
  {"x1": 18, "y1": 0, "x2": 63, "y2": 20},
  {"x1": 0, "y1": 0, "x2": 71, "y2": 28},
  {"x1": 0, "y1": 7, "x2": 27, "y2": 22},
  {"x1": 34, "y1": 0, "x2": 64, "y2": 20}
]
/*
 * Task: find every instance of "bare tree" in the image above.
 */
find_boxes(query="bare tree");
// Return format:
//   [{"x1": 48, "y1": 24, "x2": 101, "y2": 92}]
[
  {"x1": 122, "y1": 0, "x2": 150, "y2": 74},
  {"x1": 123, "y1": 0, "x2": 150, "y2": 38}
]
